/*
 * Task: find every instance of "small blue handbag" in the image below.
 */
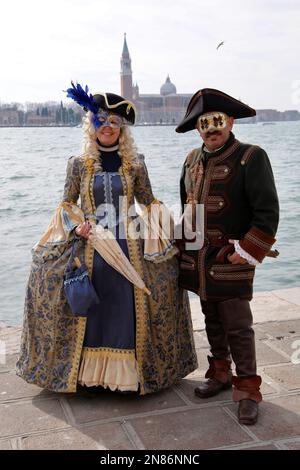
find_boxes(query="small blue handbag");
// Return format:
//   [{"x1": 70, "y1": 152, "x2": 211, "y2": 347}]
[{"x1": 64, "y1": 238, "x2": 100, "y2": 316}]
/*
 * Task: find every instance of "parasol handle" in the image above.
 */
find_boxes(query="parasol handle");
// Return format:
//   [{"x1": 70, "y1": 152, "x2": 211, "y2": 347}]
[
  {"x1": 74, "y1": 256, "x2": 82, "y2": 268},
  {"x1": 143, "y1": 287, "x2": 151, "y2": 296}
]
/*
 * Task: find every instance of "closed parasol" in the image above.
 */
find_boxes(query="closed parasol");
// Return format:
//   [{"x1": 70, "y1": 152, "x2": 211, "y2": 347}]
[{"x1": 89, "y1": 224, "x2": 151, "y2": 296}]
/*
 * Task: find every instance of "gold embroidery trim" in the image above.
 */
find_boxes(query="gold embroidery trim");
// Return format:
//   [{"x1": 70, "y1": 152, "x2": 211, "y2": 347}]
[
  {"x1": 82, "y1": 347, "x2": 136, "y2": 361},
  {"x1": 245, "y1": 232, "x2": 273, "y2": 251},
  {"x1": 120, "y1": 167, "x2": 148, "y2": 395},
  {"x1": 67, "y1": 316, "x2": 87, "y2": 393},
  {"x1": 67, "y1": 155, "x2": 97, "y2": 392},
  {"x1": 198, "y1": 139, "x2": 241, "y2": 300},
  {"x1": 198, "y1": 246, "x2": 208, "y2": 300},
  {"x1": 212, "y1": 165, "x2": 231, "y2": 180},
  {"x1": 93, "y1": 91, "x2": 137, "y2": 115},
  {"x1": 209, "y1": 264, "x2": 255, "y2": 281},
  {"x1": 240, "y1": 145, "x2": 259, "y2": 165}
]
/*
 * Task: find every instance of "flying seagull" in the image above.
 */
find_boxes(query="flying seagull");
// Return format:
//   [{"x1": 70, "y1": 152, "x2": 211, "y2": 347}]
[{"x1": 216, "y1": 41, "x2": 225, "y2": 50}]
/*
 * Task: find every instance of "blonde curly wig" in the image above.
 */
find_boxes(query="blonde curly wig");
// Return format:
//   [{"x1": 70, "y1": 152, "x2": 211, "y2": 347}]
[{"x1": 82, "y1": 111, "x2": 139, "y2": 172}]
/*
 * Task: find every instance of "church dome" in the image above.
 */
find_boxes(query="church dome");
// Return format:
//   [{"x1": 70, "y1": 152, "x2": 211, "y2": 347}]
[{"x1": 160, "y1": 75, "x2": 177, "y2": 96}]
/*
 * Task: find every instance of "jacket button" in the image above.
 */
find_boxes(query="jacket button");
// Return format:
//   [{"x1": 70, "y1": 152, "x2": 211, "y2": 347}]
[
  {"x1": 241, "y1": 160, "x2": 245, "y2": 165},
  {"x1": 219, "y1": 201, "x2": 224, "y2": 207},
  {"x1": 224, "y1": 168, "x2": 229, "y2": 173},
  {"x1": 210, "y1": 270, "x2": 214, "y2": 276}
]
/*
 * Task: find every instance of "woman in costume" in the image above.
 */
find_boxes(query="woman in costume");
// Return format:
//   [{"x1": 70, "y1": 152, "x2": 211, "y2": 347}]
[{"x1": 16, "y1": 83, "x2": 197, "y2": 395}]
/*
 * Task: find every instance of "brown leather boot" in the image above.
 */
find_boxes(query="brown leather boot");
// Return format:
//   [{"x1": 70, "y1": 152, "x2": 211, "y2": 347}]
[
  {"x1": 232, "y1": 375, "x2": 262, "y2": 425},
  {"x1": 194, "y1": 356, "x2": 232, "y2": 399},
  {"x1": 238, "y1": 399, "x2": 259, "y2": 425}
]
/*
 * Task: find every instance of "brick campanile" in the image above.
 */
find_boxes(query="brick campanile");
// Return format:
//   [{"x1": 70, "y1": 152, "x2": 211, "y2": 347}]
[{"x1": 120, "y1": 33, "x2": 133, "y2": 100}]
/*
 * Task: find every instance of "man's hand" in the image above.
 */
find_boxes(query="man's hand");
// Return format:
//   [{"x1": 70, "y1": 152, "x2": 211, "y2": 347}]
[{"x1": 227, "y1": 239, "x2": 248, "y2": 265}]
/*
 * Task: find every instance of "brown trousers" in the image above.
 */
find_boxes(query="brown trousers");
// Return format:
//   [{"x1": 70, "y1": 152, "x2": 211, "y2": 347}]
[{"x1": 201, "y1": 297, "x2": 257, "y2": 377}]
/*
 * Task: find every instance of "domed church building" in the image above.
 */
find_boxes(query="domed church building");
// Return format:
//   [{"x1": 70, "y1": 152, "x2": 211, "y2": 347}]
[{"x1": 120, "y1": 34, "x2": 192, "y2": 125}]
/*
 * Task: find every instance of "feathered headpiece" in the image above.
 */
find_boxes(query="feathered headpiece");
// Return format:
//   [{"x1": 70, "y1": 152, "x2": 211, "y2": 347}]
[
  {"x1": 65, "y1": 81, "x2": 99, "y2": 114},
  {"x1": 65, "y1": 81, "x2": 136, "y2": 126}
]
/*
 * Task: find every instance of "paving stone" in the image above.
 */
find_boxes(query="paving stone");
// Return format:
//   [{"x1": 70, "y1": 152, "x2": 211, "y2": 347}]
[
  {"x1": 0, "y1": 371, "x2": 53, "y2": 402},
  {"x1": 68, "y1": 388, "x2": 186, "y2": 424},
  {"x1": 258, "y1": 320, "x2": 300, "y2": 339},
  {"x1": 225, "y1": 395, "x2": 300, "y2": 441},
  {"x1": 271, "y1": 288, "x2": 300, "y2": 307},
  {"x1": 266, "y1": 337, "x2": 300, "y2": 362},
  {"x1": 195, "y1": 349, "x2": 210, "y2": 371},
  {"x1": 224, "y1": 443, "x2": 279, "y2": 450},
  {"x1": 1, "y1": 289, "x2": 300, "y2": 451},
  {"x1": 282, "y1": 440, "x2": 300, "y2": 450},
  {"x1": 0, "y1": 327, "x2": 22, "y2": 355},
  {"x1": 190, "y1": 298, "x2": 205, "y2": 331},
  {"x1": 256, "y1": 341, "x2": 289, "y2": 366},
  {"x1": 0, "y1": 399, "x2": 69, "y2": 438},
  {"x1": 256, "y1": 377, "x2": 278, "y2": 395},
  {"x1": 193, "y1": 332, "x2": 210, "y2": 349},
  {"x1": 253, "y1": 326, "x2": 270, "y2": 341},
  {"x1": 21, "y1": 422, "x2": 134, "y2": 450},
  {"x1": 0, "y1": 440, "x2": 12, "y2": 449},
  {"x1": 0, "y1": 354, "x2": 18, "y2": 373},
  {"x1": 240, "y1": 444, "x2": 279, "y2": 450},
  {"x1": 262, "y1": 364, "x2": 300, "y2": 390},
  {"x1": 250, "y1": 293, "x2": 300, "y2": 323},
  {"x1": 129, "y1": 407, "x2": 252, "y2": 450}
]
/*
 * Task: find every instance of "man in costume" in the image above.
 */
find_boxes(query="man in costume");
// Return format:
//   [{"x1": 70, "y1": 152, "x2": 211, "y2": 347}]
[{"x1": 176, "y1": 88, "x2": 279, "y2": 424}]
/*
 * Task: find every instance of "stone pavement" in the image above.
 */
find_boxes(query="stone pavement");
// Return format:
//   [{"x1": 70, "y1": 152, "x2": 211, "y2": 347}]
[{"x1": 0, "y1": 287, "x2": 300, "y2": 450}]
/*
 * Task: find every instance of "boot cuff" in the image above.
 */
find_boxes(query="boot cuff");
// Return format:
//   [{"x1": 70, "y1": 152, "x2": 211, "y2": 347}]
[
  {"x1": 232, "y1": 375, "x2": 262, "y2": 403},
  {"x1": 205, "y1": 356, "x2": 232, "y2": 383}
]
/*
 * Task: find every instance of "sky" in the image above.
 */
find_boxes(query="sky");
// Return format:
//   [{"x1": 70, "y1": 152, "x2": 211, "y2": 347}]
[{"x1": 1, "y1": 0, "x2": 300, "y2": 110}]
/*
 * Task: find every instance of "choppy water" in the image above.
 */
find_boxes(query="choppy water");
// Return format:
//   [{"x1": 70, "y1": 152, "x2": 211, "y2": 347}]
[{"x1": 1, "y1": 123, "x2": 299, "y2": 325}]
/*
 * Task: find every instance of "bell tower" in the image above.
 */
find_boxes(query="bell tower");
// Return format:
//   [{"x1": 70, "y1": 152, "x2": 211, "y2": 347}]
[{"x1": 120, "y1": 33, "x2": 133, "y2": 100}]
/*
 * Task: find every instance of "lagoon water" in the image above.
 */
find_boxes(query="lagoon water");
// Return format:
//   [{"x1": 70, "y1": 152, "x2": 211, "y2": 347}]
[{"x1": 1, "y1": 123, "x2": 299, "y2": 325}]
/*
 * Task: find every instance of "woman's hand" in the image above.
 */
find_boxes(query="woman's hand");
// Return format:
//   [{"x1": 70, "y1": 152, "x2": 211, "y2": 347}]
[{"x1": 75, "y1": 221, "x2": 92, "y2": 239}]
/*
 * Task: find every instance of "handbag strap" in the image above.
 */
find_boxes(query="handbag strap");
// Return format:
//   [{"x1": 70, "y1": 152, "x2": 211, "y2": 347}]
[{"x1": 65, "y1": 237, "x2": 84, "y2": 273}]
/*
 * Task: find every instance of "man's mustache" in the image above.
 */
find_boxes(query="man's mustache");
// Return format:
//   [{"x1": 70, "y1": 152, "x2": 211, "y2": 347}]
[{"x1": 205, "y1": 130, "x2": 222, "y2": 137}]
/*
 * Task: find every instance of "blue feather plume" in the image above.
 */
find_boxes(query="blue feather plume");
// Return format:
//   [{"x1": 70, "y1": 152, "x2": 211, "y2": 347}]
[{"x1": 65, "y1": 81, "x2": 99, "y2": 114}]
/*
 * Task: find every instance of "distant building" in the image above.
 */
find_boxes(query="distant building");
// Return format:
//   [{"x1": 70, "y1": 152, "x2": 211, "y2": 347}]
[
  {"x1": 25, "y1": 112, "x2": 55, "y2": 126},
  {"x1": 0, "y1": 103, "x2": 83, "y2": 127},
  {"x1": 242, "y1": 108, "x2": 300, "y2": 123},
  {"x1": 120, "y1": 34, "x2": 192, "y2": 124},
  {"x1": 0, "y1": 108, "x2": 20, "y2": 126},
  {"x1": 0, "y1": 37, "x2": 299, "y2": 127},
  {"x1": 282, "y1": 110, "x2": 300, "y2": 121},
  {"x1": 120, "y1": 34, "x2": 300, "y2": 125},
  {"x1": 256, "y1": 109, "x2": 281, "y2": 122}
]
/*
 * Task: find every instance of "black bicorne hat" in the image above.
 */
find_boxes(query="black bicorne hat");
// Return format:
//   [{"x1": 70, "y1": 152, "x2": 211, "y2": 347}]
[
  {"x1": 93, "y1": 92, "x2": 136, "y2": 125},
  {"x1": 175, "y1": 88, "x2": 256, "y2": 133}
]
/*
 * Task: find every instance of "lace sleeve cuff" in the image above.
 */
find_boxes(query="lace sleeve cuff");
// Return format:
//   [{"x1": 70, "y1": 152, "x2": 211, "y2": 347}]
[
  {"x1": 32, "y1": 202, "x2": 85, "y2": 249},
  {"x1": 141, "y1": 199, "x2": 179, "y2": 263},
  {"x1": 233, "y1": 240, "x2": 260, "y2": 265}
]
